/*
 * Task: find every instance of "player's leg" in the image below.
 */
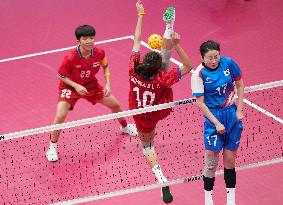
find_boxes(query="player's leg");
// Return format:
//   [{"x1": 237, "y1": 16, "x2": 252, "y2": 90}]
[
  {"x1": 203, "y1": 113, "x2": 224, "y2": 205},
  {"x1": 46, "y1": 101, "x2": 71, "y2": 162},
  {"x1": 161, "y1": 7, "x2": 175, "y2": 71},
  {"x1": 203, "y1": 150, "x2": 220, "y2": 205},
  {"x1": 223, "y1": 106, "x2": 243, "y2": 205},
  {"x1": 223, "y1": 149, "x2": 237, "y2": 205},
  {"x1": 98, "y1": 95, "x2": 138, "y2": 136},
  {"x1": 139, "y1": 129, "x2": 173, "y2": 203}
]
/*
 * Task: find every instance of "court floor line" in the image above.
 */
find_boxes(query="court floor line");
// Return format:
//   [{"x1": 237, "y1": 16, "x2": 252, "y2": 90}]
[
  {"x1": 0, "y1": 35, "x2": 133, "y2": 63},
  {"x1": 50, "y1": 157, "x2": 283, "y2": 205},
  {"x1": 243, "y1": 99, "x2": 283, "y2": 124}
]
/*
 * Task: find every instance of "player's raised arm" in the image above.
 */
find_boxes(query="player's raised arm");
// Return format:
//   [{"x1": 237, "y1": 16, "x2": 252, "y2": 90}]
[
  {"x1": 171, "y1": 32, "x2": 193, "y2": 76},
  {"x1": 132, "y1": 0, "x2": 145, "y2": 51}
]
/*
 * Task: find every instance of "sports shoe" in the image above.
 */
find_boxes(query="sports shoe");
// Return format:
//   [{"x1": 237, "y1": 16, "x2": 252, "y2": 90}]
[
  {"x1": 120, "y1": 124, "x2": 138, "y2": 137},
  {"x1": 161, "y1": 186, "x2": 173, "y2": 204},
  {"x1": 46, "y1": 145, "x2": 59, "y2": 162},
  {"x1": 163, "y1": 7, "x2": 175, "y2": 23},
  {"x1": 205, "y1": 190, "x2": 214, "y2": 205}
]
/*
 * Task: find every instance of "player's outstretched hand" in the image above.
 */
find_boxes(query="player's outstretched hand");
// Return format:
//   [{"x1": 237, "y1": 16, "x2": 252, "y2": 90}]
[
  {"x1": 136, "y1": 0, "x2": 144, "y2": 15},
  {"x1": 74, "y1": 84, "x2": 89, "y2": 96},
  {"x1": 171, "y1": 32, "x2": 180, "y2": 47}
]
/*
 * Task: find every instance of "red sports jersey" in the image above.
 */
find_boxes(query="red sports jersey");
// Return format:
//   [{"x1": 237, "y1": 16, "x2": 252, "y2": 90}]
[
  {"x1": 129, "y1": 51, "x2": 181, "y2": 110},
  {"x1": 58, "y1": 46, "x2": 108, "y2": 90}
]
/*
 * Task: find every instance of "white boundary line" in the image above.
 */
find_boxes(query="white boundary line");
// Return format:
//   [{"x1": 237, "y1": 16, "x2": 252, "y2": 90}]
[
  {"x1": 0, "y1": 35, "x2": 133, "y2": 63},
  {"x1": 50, "y1": 157, "x2": 283, "y2": 205},
  {"x1": 243, "y1": 99, "x2": 283, "y2": 124}
]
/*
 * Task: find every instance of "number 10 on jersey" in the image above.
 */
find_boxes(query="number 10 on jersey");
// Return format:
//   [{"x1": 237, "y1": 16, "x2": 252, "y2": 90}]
[{"x1": 133, "y1": 87, "x2": 155, "y2": 108}]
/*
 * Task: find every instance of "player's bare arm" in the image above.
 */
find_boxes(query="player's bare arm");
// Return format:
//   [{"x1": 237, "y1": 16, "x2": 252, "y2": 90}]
[
  {"x1": 196, "y1": 96, "x2": 226, "y2": 134},
  {"x1": 132, "y1": 0, "x2": 144, "y2": 51},
  {"x1": 171, "y1": 32, "x2": 193, "y2": 76},
  {"x1": 235, "y1": 79, "x2": 244, "y2": 121},
  {"x1": 103, "y1": 64, "x2": 111, "y2": 97}
]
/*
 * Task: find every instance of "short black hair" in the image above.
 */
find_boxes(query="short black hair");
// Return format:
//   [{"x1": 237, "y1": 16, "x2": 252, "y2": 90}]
[
  {"x1": 75, "y1": 25, "x2": 96, "y2": 40},
  {"x1": 134, "y1": 51, "x2": 162, "y2": 81},
  {"x1": 200, "y1": 40, "x2": 220, "y2": 58}
]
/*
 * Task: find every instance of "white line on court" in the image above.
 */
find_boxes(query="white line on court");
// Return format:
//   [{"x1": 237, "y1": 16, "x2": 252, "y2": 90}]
[
  {"x1": 0, "y1": 35, "x2": 133, "y2": 63},
  {"x1": 50, "y1": 157, "x2": 283, "y2": 205},
  {"x1": 243, "y1": 99, "x2": 283, "y2": 124}
]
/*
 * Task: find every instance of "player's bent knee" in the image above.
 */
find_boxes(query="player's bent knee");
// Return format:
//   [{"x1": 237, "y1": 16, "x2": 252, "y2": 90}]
[{"x1": 203, "y1": 156, "x2": 219, "y2": 178}]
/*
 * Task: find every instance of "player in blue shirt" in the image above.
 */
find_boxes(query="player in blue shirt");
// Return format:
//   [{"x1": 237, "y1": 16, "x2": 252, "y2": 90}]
[{"x1": 191, "y1": 40, "x2": 244, "y2": 205}]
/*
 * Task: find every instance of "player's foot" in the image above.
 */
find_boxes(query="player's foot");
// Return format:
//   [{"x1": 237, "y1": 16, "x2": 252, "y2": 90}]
[
  {"x1": 46, "y1": 146, "x2": 59, "y2": 162},
  {"x1": 226, "y1": 188, "x2": 236, "y2": 205},
  {"x1": 120, "y1": 124, "x2": 138, "y2": 137},
  {"x1": 163, "y1": 7, "x2": 175, "y2": 23},
  {"x1": 205, "y1": 190, "x2": 214, "y2": 205},
  {"x1": 161, "y1": 186, "x2": 173, "y2": 204}
]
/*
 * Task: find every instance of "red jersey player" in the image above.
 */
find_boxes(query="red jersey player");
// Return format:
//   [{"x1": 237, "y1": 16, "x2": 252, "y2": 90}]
[
  {"x1": 46, "y1": 25, "x2": 137, "y2": 162},
  {"x1": 130, "y1": 1, "x2": 193, "y2": 203}
]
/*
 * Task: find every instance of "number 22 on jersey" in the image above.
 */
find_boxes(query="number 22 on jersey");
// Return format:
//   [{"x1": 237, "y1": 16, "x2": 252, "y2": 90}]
[{"x1": 133, "y1": 87, "x2": 155, "y2": 108}]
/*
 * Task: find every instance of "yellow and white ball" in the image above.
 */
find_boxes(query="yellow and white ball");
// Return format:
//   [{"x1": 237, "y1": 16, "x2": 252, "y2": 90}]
[{"x1": 147, "y1": 34, "x2": 163, "y2": 49}]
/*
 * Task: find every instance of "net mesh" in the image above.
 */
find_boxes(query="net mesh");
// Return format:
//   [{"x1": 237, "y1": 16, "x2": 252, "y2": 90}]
[{"x1": 0, "y1": 85, "x2": 283, "y2": 204}]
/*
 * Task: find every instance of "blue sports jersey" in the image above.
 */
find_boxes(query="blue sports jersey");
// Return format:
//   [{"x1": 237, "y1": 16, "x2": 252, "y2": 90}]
[{"x1": 191, "y1": 56, "x2": 242, "y2": 108}]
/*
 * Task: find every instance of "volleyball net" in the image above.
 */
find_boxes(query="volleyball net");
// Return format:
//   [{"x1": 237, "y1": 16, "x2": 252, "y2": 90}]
[{"x1": 0, "y1": 81, "x2": 282, "y2": 205}]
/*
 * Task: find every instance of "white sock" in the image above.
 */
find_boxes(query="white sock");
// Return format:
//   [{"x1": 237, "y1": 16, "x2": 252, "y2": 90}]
[
  {"x1": 163, "y1": 22, "x2": 174, "y2": 39},
  {"x1": 49, "y1": 142, "x2": 57, "y2": 150},
  {"x1": 152, "y1": 165, "x2": 167, "y2": 183},
  {"x1": 226, "y1": 188, "x2": 236, "y2": 205},
  {"x1": 204, "y1": 190, "x2": 214, "y2": 205}
]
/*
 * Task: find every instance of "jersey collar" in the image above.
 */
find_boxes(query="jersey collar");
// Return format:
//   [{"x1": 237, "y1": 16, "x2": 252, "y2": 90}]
[{"x1": 76, "y1": 46, "x2": 94, "y2": 58}]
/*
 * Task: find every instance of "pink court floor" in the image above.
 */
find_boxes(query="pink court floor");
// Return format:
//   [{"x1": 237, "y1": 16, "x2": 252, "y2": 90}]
[{"x1": 0, "y1": 0, "x2": 282, "y2": 204}]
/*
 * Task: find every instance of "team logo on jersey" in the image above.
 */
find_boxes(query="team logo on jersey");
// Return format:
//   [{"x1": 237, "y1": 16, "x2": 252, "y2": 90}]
[
  {"x1": 76, "y1": 65, "x2": 81, "y2": 68},
  {"x1": 205, "y1": 77, "x2": 212, "y2": 83},
  {"x1": 223, "y1": 69, "x2": 230, "y2": 76},
  {"x1": 93, "y1": 62, "x2": 100, "y2": 68}
]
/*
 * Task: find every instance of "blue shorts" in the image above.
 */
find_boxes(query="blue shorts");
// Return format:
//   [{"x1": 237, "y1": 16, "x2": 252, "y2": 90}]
[{"x1": 204, "y1": 104, "x2": 243, "y2": 152}]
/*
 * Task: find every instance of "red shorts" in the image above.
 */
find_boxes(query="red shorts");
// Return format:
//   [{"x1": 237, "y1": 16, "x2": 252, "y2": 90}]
[
  {"x1": 133, "y1": 108, "x2": 172, "y2": 133},
  {"x1": 58, "y1": 84, "x2": 104, "y2": 110}
]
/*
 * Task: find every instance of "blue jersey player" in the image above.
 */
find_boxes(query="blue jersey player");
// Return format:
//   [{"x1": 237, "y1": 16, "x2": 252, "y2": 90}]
[{"x1": 191, "y1": 40, "x2": 244, "y2": 205}]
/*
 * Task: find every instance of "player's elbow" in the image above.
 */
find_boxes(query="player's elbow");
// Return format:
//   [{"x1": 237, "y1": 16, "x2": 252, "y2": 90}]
[{"x1": 181, "y1": 64, "x2": 193, "y2": 76}]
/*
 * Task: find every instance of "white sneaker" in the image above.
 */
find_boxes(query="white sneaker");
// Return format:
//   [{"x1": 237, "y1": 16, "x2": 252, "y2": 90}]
[
  {"x1": 120, "y1": 124, "x2": 138, "y2": 137},
  {"x1": 204, "y1": 190, "x2": 214, "y2": 205},
  {"x1": 46, "y1": 143, "x2": 59, "y2": 162},
  {"x1": 226, "y1": 188, "x2": 236, "y2": 205}
]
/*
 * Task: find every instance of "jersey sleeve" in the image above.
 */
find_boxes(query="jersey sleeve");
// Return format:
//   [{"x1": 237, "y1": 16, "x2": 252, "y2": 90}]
[
  {"x1": 58, "y1": 56, "x2": 71, "y2": 78},
  {"x1": 229, "y1": 58, "x2": 242, "y2": 81},
  {"x1": 191, "y1": 66, "x2": 204, "y2": 97},
  {"x1": 159, "y1": 67, "x2": 181, "y2": 87},
  {"x1": 99, "y1": 49, "x2": 108, "y2": 67},
  {"x1": 129, "y1": 51, "x2": 140, "y2": 75}
]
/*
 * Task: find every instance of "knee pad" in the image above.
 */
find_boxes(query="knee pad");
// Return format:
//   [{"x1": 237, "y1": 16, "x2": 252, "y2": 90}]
[
  {"x1": 203, "y1": 156, "x2": 219, "y2": 178},
  {"x1": 141, "y1": 140, "x2": 155, "y2": 156},
  {"x1": 161, "y1": 48, "x2": 172, "y2": 70}
]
